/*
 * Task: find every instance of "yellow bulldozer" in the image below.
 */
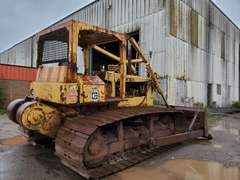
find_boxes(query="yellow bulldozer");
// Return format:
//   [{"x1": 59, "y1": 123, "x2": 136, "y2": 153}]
[{"x1": 7, "y1": 20, "x2": 209, "y2": 179}]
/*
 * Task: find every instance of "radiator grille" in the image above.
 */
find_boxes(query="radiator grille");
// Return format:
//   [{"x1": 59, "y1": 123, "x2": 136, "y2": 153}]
[
  {"x1": 38, "y1": 28, "x2": 69, "y2": 65},
  {"x1": 42, "y1": 40, "x2": 68, "y2": 63}
]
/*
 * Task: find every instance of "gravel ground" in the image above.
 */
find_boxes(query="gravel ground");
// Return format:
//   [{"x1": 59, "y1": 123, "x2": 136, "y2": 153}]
[
  {"x1": 0, "y1": 114, "x2": 22, "y2": 139},
  {"x1": 0, "y1": 113, "x2": 239, "y2": 180}
]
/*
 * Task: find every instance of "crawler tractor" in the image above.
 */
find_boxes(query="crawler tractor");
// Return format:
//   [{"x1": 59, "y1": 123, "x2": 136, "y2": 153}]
[{"x1": 8, "y1": 20, "x2": 208, "y2": 179}]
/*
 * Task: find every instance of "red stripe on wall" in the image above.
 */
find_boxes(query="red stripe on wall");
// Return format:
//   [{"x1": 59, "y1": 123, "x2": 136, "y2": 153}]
[{"x1": 0, "y1": 65, "x2": 37, "y2": 81}]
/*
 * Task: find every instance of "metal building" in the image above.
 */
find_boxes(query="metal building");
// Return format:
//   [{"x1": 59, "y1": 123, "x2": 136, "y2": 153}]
[{"x1": 0, "y1": 0, "x2": 239, "y2": 107}]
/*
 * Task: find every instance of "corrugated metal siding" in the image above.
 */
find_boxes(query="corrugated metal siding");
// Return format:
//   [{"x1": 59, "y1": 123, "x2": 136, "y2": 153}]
[
  {"x1": 0, "y1": 38, "x2": 33, "y2": 67},
  {"x1": 0, "y1": 0, "x2": 240, "y2": 107},
  {"x1": 0, "y1": 64, "x2": 36, "y2": 81},
  {"x1": 208, "y1": 2, "x2": 240, "y2": 106},
  {"x1": 33, "y1": 0, "x2": 167, "y2": 77},
  {"x1": 62, "y1": 0, "x2": 165, "y2": 28},
  {"x1": 165, "y1": 0, "x2": 240, "y2": 106},
  {"x1": 165, "y1": 0, "x2": 210, "y2": 106}
]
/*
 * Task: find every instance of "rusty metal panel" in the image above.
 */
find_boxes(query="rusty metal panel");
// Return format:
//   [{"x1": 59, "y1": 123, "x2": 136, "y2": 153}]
[
  {"x1": 191, "y1": 9, "x2": 199, "y2": 48},
  {"x1": 190, "y1": 0, "x2": 209, "y2": 19},
  {"x1": 169, "y1": 0, "x2": 204, "y2": 48},
  {"x1": 179, "y1": 1, "x2": 191, "y2": 44},
  {"x1": 170, "y1": 0, "x2": 177, "y2": 37}
]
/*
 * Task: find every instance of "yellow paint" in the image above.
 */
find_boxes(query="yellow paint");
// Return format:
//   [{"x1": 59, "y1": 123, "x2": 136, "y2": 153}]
[
  {"x1": 105, "y1": 71, "x2": 149, "y2": 83},
  {"x1": 119, "y1": 87, "x2": 153, "y2": 107},
  {"x1": 126, "y1": 75, "x2": 149, "y2": 83},
  {"x1": 191, "y1": 10, "x2": 199, "y2": 47},
  {"x1": 31, "y1": 20, "x2": 162, "y2": 108},
  {"x1": 77, "y1": 75, "x2": 106, "y2": 103},
  {"x1": 20, "y1": 103, "x2": 61, "y2": 137},
  {"x1": 81, "y1": 84, "x2": 105, "y2": 103},
  {"x1": 170, "y1": 0, "x2": 177, "y2": 37},
  {"x1": 32, "y1": 71, "x2": 153, "y2": 106},
  {"x1": 119, "y1": 40, "x2": 127, "y2": 98},
  {"x1": 31, "y1": 82, "x2": 78, "y2": 104},
  {"x1": 104, "y1": 71, "x2": 116, "y2": 97},
  {"x1": 36, "y1": 66, "x2": 70, "y2": 83}
]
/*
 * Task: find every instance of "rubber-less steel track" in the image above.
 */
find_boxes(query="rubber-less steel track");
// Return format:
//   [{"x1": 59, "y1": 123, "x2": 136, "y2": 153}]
[{"x1": 55, "y1": 106, "x2": 204, "y2": 179}]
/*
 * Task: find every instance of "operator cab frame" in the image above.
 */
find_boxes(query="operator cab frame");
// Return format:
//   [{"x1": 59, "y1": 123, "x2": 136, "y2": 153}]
[{"x1": 34, "y1": 20, "x2": 152, "y2": 106}]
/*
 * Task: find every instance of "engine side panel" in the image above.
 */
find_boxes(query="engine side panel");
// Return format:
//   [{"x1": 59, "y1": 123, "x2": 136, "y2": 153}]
[{"x1": 31, "y1": 82, "x2": 79, "y2": 104}]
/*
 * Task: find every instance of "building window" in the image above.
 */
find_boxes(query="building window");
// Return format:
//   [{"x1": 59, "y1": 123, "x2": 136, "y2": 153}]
[
  {"x1": 221, "y1": 32, "x2": 225, "y2": 59},
  {"x1": 170, "y1": 0, "x2": 177, "y2": 37},
  {"x1": 217, "y1": 84, "x2": 221, "y2": 95},
  {"x1": 191, "y1": 10, "x2": 199, "y2": 47}
]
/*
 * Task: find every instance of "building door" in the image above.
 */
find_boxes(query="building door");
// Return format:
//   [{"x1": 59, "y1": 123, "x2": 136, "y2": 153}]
[
  {"x1": 207, "y1": 84, "x2": 212, "y2": 106},
  {"x1": 239, "y1": 44, "x2": 240, "y2": 100}
]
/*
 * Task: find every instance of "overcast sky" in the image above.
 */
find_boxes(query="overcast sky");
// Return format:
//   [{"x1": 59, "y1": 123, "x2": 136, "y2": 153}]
[
  {"x1": 212, "y1": 0, "x2": 240, "y2": 27},
  {"x1": 0, "y1": 0, "x2": 239, "y2": 53}
]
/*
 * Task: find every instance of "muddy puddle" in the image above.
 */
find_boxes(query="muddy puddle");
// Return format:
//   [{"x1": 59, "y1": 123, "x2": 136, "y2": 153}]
[
  {"x1": 108, "y1": 160, "x2": 240, "y2": 180},
  {"x1": 208, "y1": 114, "x2": 240, "y2": 136},
  {"x1": 0, "y1": 136, "x2": 28, "y2": 145},
  {"x1": 211, "y1": 120, "x2": 240, "y2": 136}
]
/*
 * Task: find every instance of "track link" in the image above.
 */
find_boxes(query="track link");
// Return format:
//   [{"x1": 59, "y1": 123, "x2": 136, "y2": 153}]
[{"x1": 55, "y1": 106, "x2": 205, "y2": 179}]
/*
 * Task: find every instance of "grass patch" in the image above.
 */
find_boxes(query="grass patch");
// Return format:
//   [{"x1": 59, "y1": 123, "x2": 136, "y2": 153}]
[
  {"x1": 208, "y1": 101, "x2": 217, "y2": 108},
  {"x1": 231, "y1": 101, "x2": 240, "y2": 108},
  {"x1": 0, "y1": 108, "x2": 5, "y2": 114},
  {"x1": 0, "y1": 86, "x2": 5, "y2": 114}
]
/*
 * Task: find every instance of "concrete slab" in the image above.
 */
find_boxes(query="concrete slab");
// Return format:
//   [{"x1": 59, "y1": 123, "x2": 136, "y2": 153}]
[{"x1": 0, "y1": 113, "x2": 239, "y2": 180}]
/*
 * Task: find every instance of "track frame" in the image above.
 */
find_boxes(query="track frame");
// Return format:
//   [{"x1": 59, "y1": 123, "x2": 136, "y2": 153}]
[{"x1": 55, "y1": 106, "x2": 206, "y2": 179}]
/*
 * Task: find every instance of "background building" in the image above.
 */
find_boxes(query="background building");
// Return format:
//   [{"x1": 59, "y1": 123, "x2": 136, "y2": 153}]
[
  {"x1": 0, "y1": 0, "x2": 239, "y2": 107},
  {"x1": 0, "y1": 64, "x2": 36, "y2": 106}
]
